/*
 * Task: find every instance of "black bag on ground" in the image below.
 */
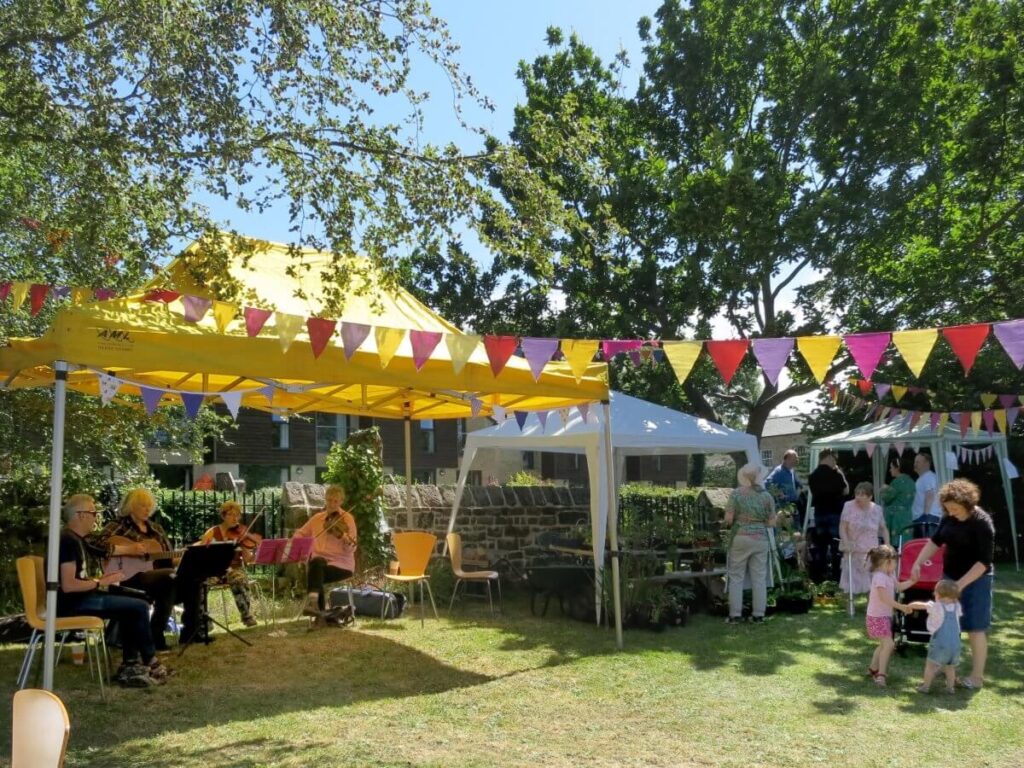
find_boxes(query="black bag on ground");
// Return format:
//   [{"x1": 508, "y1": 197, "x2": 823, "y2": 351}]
[{"x1": 329, "y1": 585, "x2": 405, "y2": 619}]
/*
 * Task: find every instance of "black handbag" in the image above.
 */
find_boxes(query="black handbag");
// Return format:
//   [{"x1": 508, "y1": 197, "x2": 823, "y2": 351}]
[{"x1": 329, "y1": 585, "x2": 406, "y2": 619}]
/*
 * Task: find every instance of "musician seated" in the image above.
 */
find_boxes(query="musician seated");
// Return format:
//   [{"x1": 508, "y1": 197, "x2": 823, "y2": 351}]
[
  {"x1": 56, "y1": 494, "x2": 170, "y2": 687},
  {"x1": 198, "y1": 501, "x2": 259, "y2": 627},
  {"x1": 293, "y1": 484, "x2": 357, "y2": 616},
  {"x1": 88, "y1": 487, "x2": 205, "y2": 647}
]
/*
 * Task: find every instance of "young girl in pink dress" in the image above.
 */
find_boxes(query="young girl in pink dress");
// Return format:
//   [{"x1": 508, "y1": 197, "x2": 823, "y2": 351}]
[{"x1": 864, "y1": 545, "x2": 913, "y2": 687}]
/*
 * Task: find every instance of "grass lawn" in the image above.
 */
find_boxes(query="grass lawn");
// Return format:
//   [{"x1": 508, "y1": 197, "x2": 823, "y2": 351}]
[{"x1": 1, "y1": 570, "x2": 1022, "y2": 768}]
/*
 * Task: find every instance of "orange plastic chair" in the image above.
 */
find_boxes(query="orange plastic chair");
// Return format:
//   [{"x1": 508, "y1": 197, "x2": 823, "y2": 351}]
[
  {"x1": 446, "y1": 533, "x2": 501, "y2": 615},
  {"x1": 11, "y1": 688, "x2": 70, "y2": 767},
  {"x1": 16, "y1": 556, "x2": 110, "y2": 698},
  {"x1": 383, "y1": 532, "x2": 438, "y2": 626}
]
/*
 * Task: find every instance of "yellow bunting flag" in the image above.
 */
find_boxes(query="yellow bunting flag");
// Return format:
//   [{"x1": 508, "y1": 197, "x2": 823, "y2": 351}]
[
  {"x1": 796, "y1": 335, "x2": 841, "y2": 383},
  {"x1": 970, "y1": 411, "x2": 982, "y2": 435},
  {"x1": 662, "y1": 341, "x2": 704, "y2": 384},
  {"x1": 891, "y1": 328, "x2": 938, "y2": 378},
  {"x1": 445, "y1": 333, "x2": 480, "y2": 375},
  {"x1": 274, "y1": 312, "x2": 304, "y2": 353},
  {"x1": 71, "y1": 288, "x2": 92, "y2": 304},
  {"x1": 562, "y1": 339, "x2": 600, "y2": 383},
  {"x1": 995, "y1": 409, "x2": 1008, "y2": 434},
  {"x1": 375, "y1": 326, "x2": 405, "y2": 369},
  {"x1": 980, "y1": 393, "x2": 998, "y2": 408},
  {"x1": 938, "y1": 412, "x2": 950, "y2": 432},
  {"x1": 891, "y1": 385, "x2": 907, "y2": 402},
  {"x1": 10, "y1": 282, "x2": 29, "y2": 311},
  {"x1": 212, "y1": 301, "x2": 238, "y2": 333}
]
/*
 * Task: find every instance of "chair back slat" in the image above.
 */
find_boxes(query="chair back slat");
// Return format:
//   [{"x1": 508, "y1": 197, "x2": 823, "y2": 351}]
[
  {"x1": 393, "y1": 532, "x2": 436, "y2": 577},
  {"x1": 445, "y1": 533, "x2": 463, "y2": 574},
  {"x1": 12, "y1": 688, "x2": 70, "y2": 768},
  {"x1": 16, "y1": 556, "x2": 45, "y2": 629}
]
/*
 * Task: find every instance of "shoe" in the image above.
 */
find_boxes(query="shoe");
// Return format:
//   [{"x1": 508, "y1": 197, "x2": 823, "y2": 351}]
[
  {"x1": 242, "y1": 615, "x2": 259, "y2": 627},
  {"x1": 867, "y1": 667, "x2": 879, "y2": 678},
  {"x1": 115, "y1": 663, "x2": 156, "y2": 688},
  {"x1": 148, "y1": 660, "x2": 173, "y2": 682},
  {"x1": 956, "y1": 677, "x2": 981, "y2": 690},
  {"x1": 945, "y1": 685, "x2": 956, "y2": 695},
  {"x1": 916, "y1": 683, "x2": 930, "y2": 694},
  {"x1": 873, "y1": 673, "x2": 887, "y2": 687},
  {"x1": 725, "y1": 616, "x2": 742, "y2": 624},
  {"x1": 750, "y1": 616, "x2": 765, "y2": 624}
]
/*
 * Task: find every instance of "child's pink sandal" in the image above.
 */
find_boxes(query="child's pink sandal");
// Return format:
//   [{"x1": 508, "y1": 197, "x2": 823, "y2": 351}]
[{"x1": 873, "y1": 673, "x2": 887, "y2": 687}]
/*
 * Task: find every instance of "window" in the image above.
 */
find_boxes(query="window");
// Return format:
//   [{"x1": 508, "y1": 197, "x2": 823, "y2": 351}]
[
  {"x1": 413, "y1": 468, "x2": 435, "y2": 484},
  {"x1": 465, "y1": 470, "x2": 482, "y2": 486},
  {"x1": 796, "y1": 445, "x2": 810, "y2": 472},
  {"x1": 315, "y1": 413, "x2": 348, "y2": 456},
  {"x1": 420, "y1": 419, "x2": 436, "y2": 454},
  {"x1": 271, "y1": 414, "x2": 289, "y2": 449},
  {"x1": 146, "y1": 428, "x2": 173, "y2": 449},
  {"x1": 522, "y1": 451, "x2": 535, "y2": 469},
  {"x1": 761, "y1": 448, "x2": 774, "y2": 466}
]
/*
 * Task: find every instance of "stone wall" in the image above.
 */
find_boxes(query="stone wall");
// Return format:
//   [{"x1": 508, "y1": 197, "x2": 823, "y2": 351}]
[{"x1": 282, "y1": 482, "x2": 591, "y2": 570}]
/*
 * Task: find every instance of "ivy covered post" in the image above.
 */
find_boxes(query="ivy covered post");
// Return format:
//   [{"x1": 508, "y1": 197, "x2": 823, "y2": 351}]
[{"x1": 322, "y1": 428, "x2": 393, "y2": 576}]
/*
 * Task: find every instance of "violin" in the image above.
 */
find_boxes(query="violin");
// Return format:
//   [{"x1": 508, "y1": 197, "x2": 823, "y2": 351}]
[
  {"x1": 225, "y1": 525, "x2": 263, "y2": 564},
  {"x1": 323, "y1": 510, "x2": 355, "y2": 546}
]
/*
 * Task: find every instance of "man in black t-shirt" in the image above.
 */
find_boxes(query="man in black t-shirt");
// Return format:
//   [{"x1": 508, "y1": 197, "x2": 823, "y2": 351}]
[
  {"x1": 807, "y1": 450, "x2": 849, "y2": 581},
  {"x1": 55, "y1": 494, "x2": 170, "y2": 688}
]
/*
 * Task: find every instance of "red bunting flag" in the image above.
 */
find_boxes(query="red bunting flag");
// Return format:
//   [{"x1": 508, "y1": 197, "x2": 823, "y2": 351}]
[
  {"x1": 705, "y1": 340, "x2": 749, "y2": 386},
  {"x1": 306, "y1": 317, "x2": 336, "y2": 359},
  {"x1": 856, "y1": 379, "x2": 873, "y2": 395},
  {"x1": 483, "y1": 335, "x2": 518, "y2": 377},
  {"x1": 0, "y1": 282, "x2": 11, "y2": 301},
  {"x1": 942, "y1": 324, "x2": 990, "y2": 374},
  {"x1": 29, "y1": 283, "x2": 50, "y2": 315},
  {"x1": 143, "y1": 289, "x2": 181, "y2": 303},
  {"x1": 243, "y1": 307, "x2": 273, "y2": 337}
]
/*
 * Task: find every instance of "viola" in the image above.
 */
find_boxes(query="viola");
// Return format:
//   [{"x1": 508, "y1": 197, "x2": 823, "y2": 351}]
[{"x1": 225, "y1": 525, "x2": 263, "y2": 564}]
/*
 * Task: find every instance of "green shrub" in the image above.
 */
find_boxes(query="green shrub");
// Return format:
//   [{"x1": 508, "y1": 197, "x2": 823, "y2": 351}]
[{"x1": 505, "y1": 470, "x2": 551, "y2": 486}]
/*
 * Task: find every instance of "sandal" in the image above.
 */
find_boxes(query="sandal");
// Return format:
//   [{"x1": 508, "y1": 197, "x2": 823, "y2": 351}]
[
  {"x1": 916, "y1": 683, "x2": 930, "y2": 694},
  {"x1": 956, "y1": 677, "x2": 982, "y2": 690},
  {"x1": 873, "y1": 673, "x2": 887, "y2": 687},
  {"x1": 867, "y1": 667, "x2": 878, "y2": 678}
]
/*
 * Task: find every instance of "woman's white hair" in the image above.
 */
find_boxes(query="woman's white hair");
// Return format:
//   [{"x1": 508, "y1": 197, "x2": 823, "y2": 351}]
[{"x1": 736, "y1": 462, "x2": 768, "y2": 488}]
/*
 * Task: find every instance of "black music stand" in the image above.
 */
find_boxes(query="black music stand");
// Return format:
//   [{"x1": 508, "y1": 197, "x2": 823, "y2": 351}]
[{"x1": 176, "y1": 543, "x2": 252, "y2": 656}]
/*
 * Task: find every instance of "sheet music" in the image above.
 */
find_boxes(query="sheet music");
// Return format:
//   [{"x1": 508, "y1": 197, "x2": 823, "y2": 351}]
[{"x1": 253, "y1": 538, "x2": 287, "y2": 565}]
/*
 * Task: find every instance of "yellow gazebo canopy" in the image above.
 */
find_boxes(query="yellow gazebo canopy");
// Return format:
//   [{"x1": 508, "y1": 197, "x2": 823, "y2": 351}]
[{"x1": 0, "y1": 237, "x2": 608, "y2": 418}]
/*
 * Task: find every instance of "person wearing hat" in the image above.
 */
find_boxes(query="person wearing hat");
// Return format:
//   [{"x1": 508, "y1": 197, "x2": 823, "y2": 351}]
[{"x1": 723, "y1": 463, "x2": 777, "y2": 624}]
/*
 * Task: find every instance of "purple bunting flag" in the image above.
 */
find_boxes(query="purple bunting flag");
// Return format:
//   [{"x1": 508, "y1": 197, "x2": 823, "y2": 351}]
[
  {"x1": 993, "y1": 319, "x2": 1024, "y2": 369},
  {"x1": 537, "y1": 411, "x2": 549, "y2": 432},
  {"x1": 578, "y1": 402, "x2": 591, "y2": 423},
  {"x1": 180, "y1": 392, "x2": 204, "y2": 419},
  {"x1": 999, "y1": 394, "x2": 1017, "y2": 408},
  {"x1": 751, "y1": 338, "x2": 794, "y2": 387},
  {"x1": 470, "y1": 397, "x2": 483, "y2": 418},
  {"x1": 844, "y1": 332, "x2": 891, "y2": 379},
  {"x1": 182, "y1": 295, "x2": 212, "y2": 323},
  {"x1": 141, "y1": 386, "x2": 163, "y2": 415},
  {"x1": 260, "y1": 385, "x2": 275, "y2": 404},
  {"x1": 521, "y1": 337, "x2": 560, "y2": 382},
  {"x1": 514, "y1": 411, "x2": 528, "y2": 430},
  {"x1": 409, "y1": 330, "x2": 442, "y2": 371},
  {"x1": 874, "y1": 383, "x2": 892, "y2": 399},
  {"x1": 1009, "y1": 407, "x2": 1020, "y2": 429},
  {"x1": 341, "y1": 322, "x2": 371, "y2": 361},
  {"x1": 930, "y1": 412, "x2": 941, "y2": 431}
]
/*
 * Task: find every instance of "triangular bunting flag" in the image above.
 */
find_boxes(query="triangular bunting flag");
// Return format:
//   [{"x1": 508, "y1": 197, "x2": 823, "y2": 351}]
[
  {"x1": 969, "y1": 411, "x2": 982, "y2": 435},
  {"x1": 483, "y1": 335, "x2": 518, "y2": 377},
  {"x1": 140, "y1": 386, "x2": 163, "y2": 415},
  {"x1": 10, "y1": 282, "x2": 29, "y2": 311},
  {"x1": 1008, "y1": 407, "x2": 1020, "y2": 429},
  {"x1": 942, "y1": 324, "x2": 990, "y2": 374},
  {"x1": 52, "y1": 286, "x2": 69, "y2": 301},
  {"x1": 244, "y1": 307, "x2": 272, "y2": 337},
  {"x1": 663, "y1": 341, "x2": 704, "y2": 384},
  {"x1": 514, "y1": 411, "x2": 528, "y2": 430},
  {"x1": 938, "y1": 412, "x2": 949, "y2": 432},
  {"x1": 980, "y1": 393, "x2": 998, "y2": 408},
  {"x1": 274, "y1": 312, "x2": 303, "y2": 353},
  {"x1": 341, "y1": 322, "x2": 371, "y2": 361},
  {"x1": 559, "y1": 408, "x2": 571, "y2": 427},
  {"x1": 894, "y1": 442, "x2": 906, "y2": 456},
  {"x1": 995, "y1": 409, "x2": 1007, "y2": 435},
  {"x1": 856, "y1": 380, "x2": 872, "y2": 396},
  {"x1": 410, "y1": 330, "x2": 442, "y2": 371},
  {"x1": 470, "y1": 398, "x2": 483, "y2": 418},
  {"x1": 446, "y1": 333, "x2": 480, "y2": 375},
  {"x1": 181, "y1": 295, "x2": 212, "y2": 323},
  {"x1": 750, "y1": 338, "x2": 793, "y2": 387},
  {"x1": 601, "y1": 340, "x2": 642, "y2": 359},
  {"x1": 909, "y1": 411, "x2": 923, "y2": 430},
  {"x1": 891, "y1": 328, "x2": 938, "y2": 378},
  {"x1": 796, "y1": 335, "x2": 841, "y2": 383},
  {"x1": 260, "y1": 385, "x2": 275, "y2": 404},
  {"x1": 992, "y1": 319, "x2": 1024, "y2": 369},
  {"x1": 221, "y1": 391, "x2": 243, "y2": 421},
  {"x1": 211, "y1": 301, "x2": 237, "y2": 332},
  {"x1": 578, "y1": 402, "x2": 591, "y2": 424},
  {"x1": 983, "y1": 410, "x2": 995, "y2": 435},
  {"x1": 306, "y1": 317, "x2": 336, "y2": 359},
  {"x1": 375, "y1": 327, "x2": 406, "y2": 368},
  {"x1": 537, "y1": 411, "x2": 549, "y2": 431},
  {"x1": 492, "y1": 405, "x2": 506, "y2": 422},
  {"x1": 865, "y1": 443, "x2": 876, "y2": 458},
  {"x1": 844, "y1": 332, "x2": 891, "y2": 380},
  {"x1": 180, "y1": 392, "x2": 205, "y2": 420},
  {"x1": 0, "y1": 282, "x2": 10, "y2": 302},
  {"x1": 705, "y1": 340, "x2": 749, "y2": 386},
  {"x1": 562, "y1": 339, "x2": 599, "y2": 383},
  {"x1": 93, "y1": 288, "x2": 116, "y2": 301},
  {"x1": 929, "y1": 412, "x2": 941, "y2": 431},
  {"x1": 891, "y1": 385, "x2": 908, "y2": 403},
  {"x1": 999, "y1": 394, "x2": 1017, "y2": 408},
  {"x1": 98, "y1": 373, "x2": 120, "y2": 405},
  {"x1": 874, "y1": 383, "x2": 891, "y2": 399},
  {"x1": 143, "y1": 289, "x2": 180, "y2": 303},
  {"x1": 29, "y1": 283, "x2": 50, "y2": 316},
  {"x1": 521, "y1": 337, "x2": 560, "y2": 382}
]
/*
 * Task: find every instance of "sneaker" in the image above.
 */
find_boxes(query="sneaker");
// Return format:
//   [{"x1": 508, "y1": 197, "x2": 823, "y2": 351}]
[
  {"x1": 916, "y1": 683, "x2": 931, "y2": 694},
  {"x1": 750, "y1": 616, "x2": 766, "y2": 624},
  {"x1": 148, "y1": 660, "x2": 173, "y2": 682},
  {"x1": 115, "y1": 663, "x2": 156, "y2": 688},
  {"x1": 725, "y1": 616, "x2": 742, "y2": 624},
  {"x1": 242, "y1": 615, "x2": 259, "y2": 627}
]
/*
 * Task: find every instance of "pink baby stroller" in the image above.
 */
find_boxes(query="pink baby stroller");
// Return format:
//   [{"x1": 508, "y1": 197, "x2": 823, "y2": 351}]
[{"x1": 894, "y1": 524, "x2": 944, "y2": 651}]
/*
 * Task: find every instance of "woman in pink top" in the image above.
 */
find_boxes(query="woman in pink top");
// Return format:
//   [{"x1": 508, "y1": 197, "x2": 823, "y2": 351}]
[
  {"x1": 839, "y1": 482, "x2": 890, "y2": 594},
  {"x1": 864, "y1": 545, "x2": 913, "y2": 687},
  {"x1": 294, "y1": 485, "x2": 357, "y2": 615}
]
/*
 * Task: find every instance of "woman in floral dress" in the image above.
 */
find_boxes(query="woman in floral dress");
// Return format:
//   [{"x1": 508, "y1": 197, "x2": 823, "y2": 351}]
[{"x1": 839, "y1": 482, "x2": 890, "y2": 594}]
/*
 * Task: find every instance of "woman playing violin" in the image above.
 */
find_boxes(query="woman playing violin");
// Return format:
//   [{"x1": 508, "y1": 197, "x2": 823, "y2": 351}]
[
  {"x1": 293, "y1": 484, "x2": 357, "y2": 616},
  {"x1": 199, "y1": 501, "x2": 260, "y2": 627}
]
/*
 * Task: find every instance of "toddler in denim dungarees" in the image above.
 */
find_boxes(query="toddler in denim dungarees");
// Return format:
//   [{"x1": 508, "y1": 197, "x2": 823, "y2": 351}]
[{"x1": 907, "y1": 579, "x2": 962, "y2": 694}]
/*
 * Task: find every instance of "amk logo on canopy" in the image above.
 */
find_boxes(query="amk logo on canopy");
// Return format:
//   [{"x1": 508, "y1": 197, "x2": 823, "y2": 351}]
[{"x1": 95, "y1": 328, "x2": 134, "y2": 351}]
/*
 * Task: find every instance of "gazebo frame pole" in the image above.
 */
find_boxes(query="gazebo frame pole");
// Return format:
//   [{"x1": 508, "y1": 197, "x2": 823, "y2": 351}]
[
  {"x1": 43, "y1": 360, "x2": 69, "y2": 691},
  {"x1": 602, "y1": 401, "x2": 623, "y2": 649},
  {"x1": 404, "y1": 407, "x2": 413, "y2": 529}
]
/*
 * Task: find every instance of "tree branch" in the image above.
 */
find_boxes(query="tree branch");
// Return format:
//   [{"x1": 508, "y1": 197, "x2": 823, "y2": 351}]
[{"x1": 0, "y1": 15, "x2": 112, "y2": 54}]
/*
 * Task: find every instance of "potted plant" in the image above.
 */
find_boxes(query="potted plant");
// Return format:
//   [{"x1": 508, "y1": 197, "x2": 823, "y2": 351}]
[
  {"x1": 813, "y1": 580, "x2": 840, "y2": 606},
  {"x1": 775, "y1": 582, "x2": 814, "y2": 614}
]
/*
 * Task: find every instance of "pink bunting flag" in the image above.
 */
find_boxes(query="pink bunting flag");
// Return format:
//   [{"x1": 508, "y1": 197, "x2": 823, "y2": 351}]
[
  {"x1": 999, "y1": 394, "x2": 1017, "y2": 408},
  {"x1": 180, "y1": 392, "x2": 204, "y2": 419},
  {"x1": 182, "y1": 295, "x2": 212, "y2": 323},
  {"x1": 306, "y1": 318, "x2": 336, "y2": 359},
  {"x1": 514, "y1": 411, "x2": 528, "y2": 430},
  {"x1": 244, "y1": 307, "x2": 272, "y2": 337},
  {"x1": 865, "y1": 443, "x2": 876, "y2": 458},
  {"x1": 993, "y1": 319, "x2": 1024, "y2": 369},
  {"x1": 894, "y1": 442, "x2": 905, "y2": 456},
  {"x1": 470, "y1": 398, "x2": 483, "y2": 418},
  {"x1": 140, "y1": 386, "x2": 163, "y2": 415},
  {"x1": 959, "y1": 413, "x2": 970, "y2": 438},
  {"x1": 340, "y1": 322, "x2": 371, "y2": 360},
  {"x1": 874, "y1": 383, "x2": 892, "y2": 399},
  {"x1": 537, "y1": 411, "x2": 549, "y2": 432},
  {"x1": 909, "y1": 411, "x2": 923, "y2": 430},
  {"x1": 930, "y1": 412, "x2": 941, "y2": 431},
  {"x1": 29, "y1": 283, "x2": 50, "y2": 316},
  {"x1": 521, "y1": 337, "x2": 560, "y2": 382},
  {"x1": 750, "y1": 338, "x2": 793, "y2": 387},
  {"x1": 94, "y1": 288, "x2": 116, "y2": 301},
  {"x1": 844, "y1": 332, "x2": 891, "y2": 379},
  {"x1": 578, "y1": 402, "x2": 591, "y2": 423},
  {"x1": 0, "y1": 282, "x2": 10, "y2": 301},
  {"x1": 601, "y1": 340, "x2": 642, "y2": 359},
  {"x1": 409, "y1": 330, "x2": 442, "y2": 371},
  {"x1": 983, "y1": 410, "x2": 995, "y2": 435}
]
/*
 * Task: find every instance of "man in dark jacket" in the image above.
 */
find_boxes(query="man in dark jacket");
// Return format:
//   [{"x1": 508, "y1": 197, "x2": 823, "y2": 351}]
[{"x1": 808, "y1": 450, "x2": 849, "y2": 581}]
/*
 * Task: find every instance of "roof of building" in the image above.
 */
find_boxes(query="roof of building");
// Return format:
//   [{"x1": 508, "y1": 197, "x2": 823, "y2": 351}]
[{"x1": 761, "y1": 415, "x2": 805, "y2": 438}]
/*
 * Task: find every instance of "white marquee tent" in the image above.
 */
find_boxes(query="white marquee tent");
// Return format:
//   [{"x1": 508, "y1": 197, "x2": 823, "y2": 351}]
[
  {"x1": 446, "y1": 392, "x2": 761, "y2": 646},
  {"x1": 810, "y1": 420, "x2": 1019, "y2": 569}
]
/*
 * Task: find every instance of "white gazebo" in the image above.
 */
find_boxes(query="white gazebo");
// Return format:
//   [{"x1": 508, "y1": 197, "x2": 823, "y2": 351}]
[
  {"x1": 446, "y1": 391, "x2": 760, "y2": 646},
  {"x1": 810, "y1": 420, "x2": 1019, "y2": 569}
]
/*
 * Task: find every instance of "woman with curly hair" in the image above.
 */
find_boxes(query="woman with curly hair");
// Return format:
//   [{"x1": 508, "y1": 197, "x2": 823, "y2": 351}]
[{"x1": 909, "y1": 478, "x2": 994, "y2": 689}]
